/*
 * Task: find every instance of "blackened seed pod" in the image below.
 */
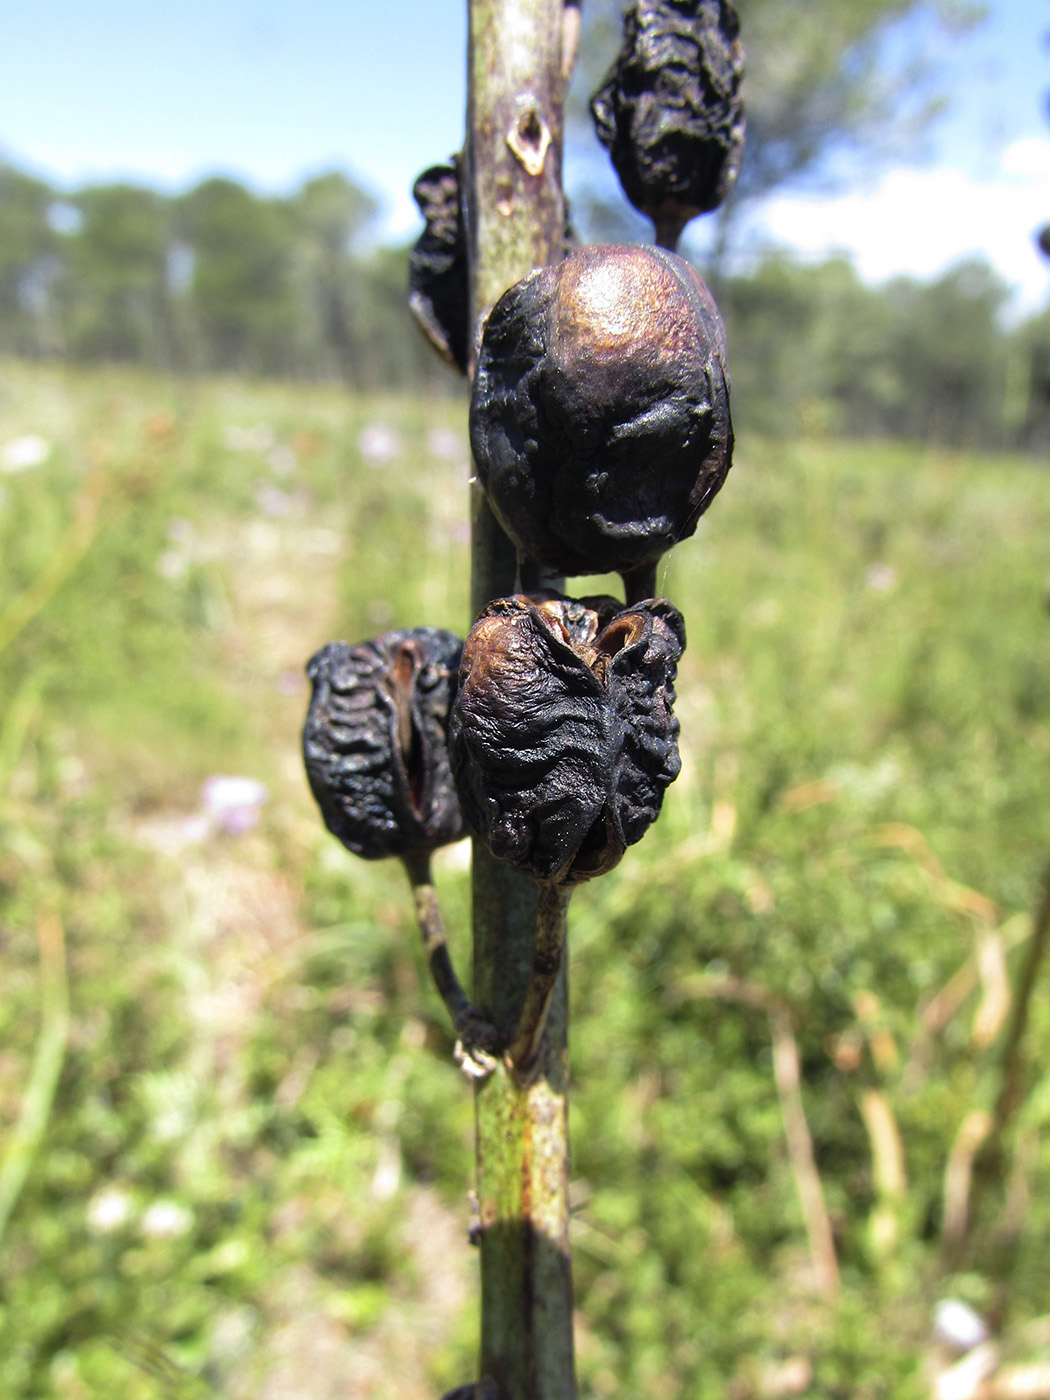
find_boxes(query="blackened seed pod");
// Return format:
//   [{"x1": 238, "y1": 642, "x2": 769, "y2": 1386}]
[
  {"x1": 591, "y1": 0, "x2": 745, "y2": 250},
  {"x1": 450, "y1": 593, "x2": 685, "y2": 886},
  {"x1": 408, "y1": 163, "x2": 469, "y2": 374},
  {"x1": 470, "y1": 242, "x2": 732, "y2": 583},
  {"x1": 303, "y1": 628, "x2": 465, "y2": 861},
  {"x1": 408, "y1": 161, "x2": 579, "y2": 377}
]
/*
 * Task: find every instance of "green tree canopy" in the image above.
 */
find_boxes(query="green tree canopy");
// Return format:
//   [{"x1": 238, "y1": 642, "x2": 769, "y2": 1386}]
[
  {"x1": 175, "y1": 177, "x2": 301, "y2": 374},
  {"x1": 63, "y1": 184, "x2": 173, "y2": 363},
  {"x1": 571, "y1": 0, "x2": 985, "y2": 244},
  {"x1": 296, "y1": 170, "x2": 379, "y2": 255},
  {"x1": 720, "y1": 252, "x2": 1014, "y2": 446},
  {"x1": 0, "y1": 163, "x2": 61, "y2": 355},
  {"x1": 731, "y1": 0, "x2": 982, "y2": 203}
]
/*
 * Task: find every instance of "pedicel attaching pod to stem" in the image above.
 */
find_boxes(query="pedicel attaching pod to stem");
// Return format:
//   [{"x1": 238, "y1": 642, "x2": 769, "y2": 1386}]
[
  {"x1": 469, "y1": 242, "x2": 732, "y2": 601},
  {"x1": 303, "y1": 630, "x2": 498, "y2": 1052},
  {"x1": 591, "y1": 0, "x2": 745, "y2": 251}
]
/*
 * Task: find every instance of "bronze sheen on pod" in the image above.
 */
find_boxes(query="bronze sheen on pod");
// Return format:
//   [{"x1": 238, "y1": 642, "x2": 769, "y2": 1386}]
[
  {"x1": 469, "y1": 243, "x2": 732, "y2": 580},
  {"x1": 450, "y1": 593, "x2": 685, "y2": 886},
  {"x1": 303, "y1": 628, "x2": 465, "y2": 862}
]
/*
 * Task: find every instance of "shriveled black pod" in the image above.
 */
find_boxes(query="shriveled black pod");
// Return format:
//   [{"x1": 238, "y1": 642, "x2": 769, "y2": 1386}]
[
  {"x1": 450, "y1": 593, "x2": 685, "y2": 886},
  {"x1": 303, "y1": 628, "x2": 465, "y2": 861},
  {"x1": 408, "y1": 163, "x2": 469, "y2": 374},
  {"x1": 470, "y1": 243, "x2": 732, "y2": 585},
  {"x1": 591, "y1": 0, "x2": 745, "y2": 250}
]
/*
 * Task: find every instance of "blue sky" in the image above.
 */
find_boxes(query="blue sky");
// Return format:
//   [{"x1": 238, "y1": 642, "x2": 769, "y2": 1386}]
[{"x1": 1, "y1": 0, "x2": 1048, "y2": 315}]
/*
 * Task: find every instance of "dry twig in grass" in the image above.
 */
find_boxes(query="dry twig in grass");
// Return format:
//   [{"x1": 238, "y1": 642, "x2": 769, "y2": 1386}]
[{"x1": 667, "y1": 972, "x2": 840, "y2": 1299}]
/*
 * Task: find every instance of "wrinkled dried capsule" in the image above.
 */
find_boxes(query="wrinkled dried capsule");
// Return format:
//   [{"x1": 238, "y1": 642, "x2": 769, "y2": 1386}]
[
  {"x1": 408, "y1": 161, "x2": 576, "y2": 376},
  {"x1": 408, "y1": 163, "x2": 469, "y2": 374},
  {"x1": 470, "y1": 243, "x2": 732, "y2": 584},
  {"x1": 450, "y1": 593, "x2": 685, "y2": 886},
  {"x1": 303, "y1": 628, "x2": 465, "y2": 861},
  {"x1": 591, "y1": 0, "x2": 745, "y2": 250}
]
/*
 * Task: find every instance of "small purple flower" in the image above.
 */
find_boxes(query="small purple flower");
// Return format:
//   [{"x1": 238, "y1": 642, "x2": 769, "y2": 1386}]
[
  {"x1": 201, "y1": 776, "x2": 269, "y2": 835},
  {"x1": 357, "y1": 425, "x2": 400, "y2": 466},
  {"x1": 255, "y1": 484, "x2": 293, "y2": 517}
]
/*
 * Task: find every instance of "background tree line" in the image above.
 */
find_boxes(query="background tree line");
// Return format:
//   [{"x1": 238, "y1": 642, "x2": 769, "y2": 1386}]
[
  {"x1": 0, "y1": 162, "x2": 446, "y2": 392},
  {"x1": 1, "y1": 155, "x2": 1049, "y2": 451},
  {"x1": 721, "y1": 253, "x2": 1050, "y2": 451}
]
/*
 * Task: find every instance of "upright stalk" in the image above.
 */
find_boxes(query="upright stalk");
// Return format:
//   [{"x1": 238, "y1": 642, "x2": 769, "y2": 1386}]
[
  {"x1": 993, "y1": 856, "x2": 1050, "y2": 1138},
  {"x1": 970, "y1": 854, "x2": 1050, "y2": 1219},
  {"x1": 464, "y1": 1, "x2": 576, "y2": 1395}
]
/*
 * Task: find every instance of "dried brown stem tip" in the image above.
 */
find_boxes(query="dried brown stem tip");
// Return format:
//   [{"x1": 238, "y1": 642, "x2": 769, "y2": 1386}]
[
  {"x1": 450, "y1": 592, "x2": 685, "y2": 886},
  {"x1": 409, "y1": 163, "x2": 469, "y2": 374},
  {"x1": 591, "y1": 0, "x2": 745, "y2": 249},
  {"x1": 303, "y1": 628, "x2": 465, "y2": 861},
  {"x1": 469, "y1": 243, "x2": 732, "y2": 582}
]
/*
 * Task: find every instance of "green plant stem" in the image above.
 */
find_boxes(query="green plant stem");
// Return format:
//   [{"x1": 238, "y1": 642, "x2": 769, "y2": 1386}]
[
  {"x1": 466, "y1": 0, "x2": 576, "y2": 1393},
  {"x1": 954, "y1": 858, "x2": 1050, "y2": 1253},
  {"x1": 990, "y1": 856, "x2": 1050, "y2": 1157},
  {"x1": 472, "y1": 851, "x2": 574, "y2": 1400},
  {"x1": 0, "y1": 473, "x2": 105, "y2": 658},
  {"x1": 507, "y1": 884, "x2": 571, "y2": 1079},
  {"x1": 0, "y1": 913, "x2": 70, "y2": 1250}
]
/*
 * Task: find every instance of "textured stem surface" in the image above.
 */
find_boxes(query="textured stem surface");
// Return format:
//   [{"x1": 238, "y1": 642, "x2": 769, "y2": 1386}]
[
  {"x1": 508, "y1": 884, "x2": 571, "y2": 1079},
  {"x1": 465, "y1": 0, "x2": 575, "y2": 1394},
  {"x1": 0, "y1": 913, "x2": 69, "y2": 1249},
  {"x1": 403, "y1": 856, "x2": 501, "y2": 1054},
  {"x1": 969, "y1": 853, "x2": 1050, "y2": 1226},
  {"x1": 993, "y1": 856, "x2": 1050, "y2": 1136}
]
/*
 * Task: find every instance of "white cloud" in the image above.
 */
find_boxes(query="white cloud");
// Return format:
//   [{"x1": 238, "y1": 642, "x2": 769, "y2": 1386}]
[
  {"x1": 752, "y1": 138, "x2": 1050, "y2": 319},
  {"x1": 1001, "y1": 137, "x2": 1050, "y2": 181}
]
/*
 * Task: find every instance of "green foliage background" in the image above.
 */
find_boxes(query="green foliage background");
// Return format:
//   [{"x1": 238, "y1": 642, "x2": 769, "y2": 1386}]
[{"x1": 0, "y1": 360, "x2": 1048, "y2": 1397}]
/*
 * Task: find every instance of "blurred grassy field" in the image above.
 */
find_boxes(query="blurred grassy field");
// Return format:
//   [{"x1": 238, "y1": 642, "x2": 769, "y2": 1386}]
[{"x1": 0, "y1": 358, "x2": 1048, "y2": 1400}]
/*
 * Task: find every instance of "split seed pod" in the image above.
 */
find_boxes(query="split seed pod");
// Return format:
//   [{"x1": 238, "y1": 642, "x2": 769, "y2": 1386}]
[
  {"x1": 408, "y1": 163, "x2": 469, "y2": 374},
  {"x1": 470, "y1": 242, "x2": 732, "y2": 584},
  {"x1": 303, "y1": 628, "x2": 465, "y2": 861},
  {"x1": 591, "y1": 0, "x2": 745, "y2": 250},
  {"x1": 450, "y1": 593, "x2": 685, "y2": 886}
]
